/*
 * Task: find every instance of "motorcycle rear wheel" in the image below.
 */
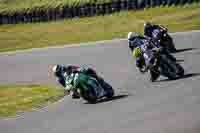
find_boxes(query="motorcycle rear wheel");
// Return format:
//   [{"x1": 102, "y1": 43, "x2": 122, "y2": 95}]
[
  {"x1": 175, "y1": 64, "x2": 184, "y2": 77},
  {"x1": 101, "y1": 80, "x2": 114, "y2": 98}
]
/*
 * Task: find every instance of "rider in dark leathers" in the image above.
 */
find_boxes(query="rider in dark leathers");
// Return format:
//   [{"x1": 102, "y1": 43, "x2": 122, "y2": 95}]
[
  {"x1": 143, "y1": 21, "x2": 177, "y2": 52},
  {"x1": 144, "y1": 22, "x2": 161, "y2": 39}
]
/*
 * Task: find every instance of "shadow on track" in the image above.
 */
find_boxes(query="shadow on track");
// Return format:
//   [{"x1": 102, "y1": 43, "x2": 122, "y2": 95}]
[
  {"x1": 84, "y1": 94, "x2": 129, "y2": 104},
  {"x1": 175, "y1": 48, "x2": 197, "y2": 53},
  {"x1": 158, "y1": 73, "x2": 200, "y2": 82},
  {"x1": 180, "y1": 73, "x2": 200, "y2": 79},
  {"x1": 176, "y1": 59, "x2": 185, "y2": 62}
]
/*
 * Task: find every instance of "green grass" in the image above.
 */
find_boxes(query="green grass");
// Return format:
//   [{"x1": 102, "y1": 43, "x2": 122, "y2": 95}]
[
  {"x1": 0, "y1": 84, "x2": 63, "y2": 117},
  {"x1": 0, "y1": 2, "x2": 200, "y2": 52},
  {"x1": 0, "y1": 0, "x2": 111, "y2": 13}
]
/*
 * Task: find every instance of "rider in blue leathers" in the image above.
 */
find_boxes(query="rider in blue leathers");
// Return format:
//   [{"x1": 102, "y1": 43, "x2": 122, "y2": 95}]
[
  {"x1": 128, "y1": 32, "x2": 156, "y2": 66},
  {"x1": 127, "y1": 32, "x2": 176, "y2": 81}
]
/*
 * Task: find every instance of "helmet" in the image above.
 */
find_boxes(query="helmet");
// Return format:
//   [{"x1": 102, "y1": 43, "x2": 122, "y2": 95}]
[
  {"x1": 52, "y1": 65, "x2": 61, "y2": 73},
  {"x1": 144, "y1": 21, "x2": 152, "y2": 28},
  {"x1": 52, "y1": 64, "x2": 64, "y2": 77},
  {"x1": 133, "y1": 47, "x2": 142, "y2": 58},
  {"x1": 127, "y1": 32, "x2": 137, "y2": 40}
]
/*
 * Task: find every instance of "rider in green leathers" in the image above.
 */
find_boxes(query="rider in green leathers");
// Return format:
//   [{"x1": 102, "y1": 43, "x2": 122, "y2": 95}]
[
  {"x1": 52, "y1": 65, "x2": 104, "y2": 99},
  {"x1": 66, "y1": 72, "x2": 105, "y2": 100}
]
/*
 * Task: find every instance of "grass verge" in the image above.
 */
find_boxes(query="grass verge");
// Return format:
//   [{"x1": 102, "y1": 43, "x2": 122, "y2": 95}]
[
  {"x1": 0, "y1": 2, "x2": 200, "y2": 52},
  {"x1": 0, "y1": 84, "x2": 64, "y2": 117},
  {"x1": 0, "y1": 0, "x2": 111, "y2": 14}
]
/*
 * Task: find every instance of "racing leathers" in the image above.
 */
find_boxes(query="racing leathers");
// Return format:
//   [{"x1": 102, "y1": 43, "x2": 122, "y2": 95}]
[
  {"x1": 144, "y1": 23, "x2": 168, "y2": 46},
  {"x1": 54, "y1": 65, "x2": 99, "y2": 98},
  {"x1": 129, "y1": 34, "x2": 176, "y2": 71},
  {"x1": 128, "y1": 35, "x2": 159, "y2": 69},
  {"x1": 144, "y1": 24, "x2": 163, "y2": 38},
  {"x1": 129, "y1": 34, "x2": 170, "y2": 81},
  {"x1": 65, "y1": 72, "x2": 105, "y2": 100},
  {"x1": 128, "y1": 34, "x2": 155, "y2": 49}
]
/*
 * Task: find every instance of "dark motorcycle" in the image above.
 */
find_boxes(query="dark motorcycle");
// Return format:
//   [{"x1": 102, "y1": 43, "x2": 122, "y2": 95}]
[{"x1": 149, "y1": 48, "x2": 184, "y2": 81}]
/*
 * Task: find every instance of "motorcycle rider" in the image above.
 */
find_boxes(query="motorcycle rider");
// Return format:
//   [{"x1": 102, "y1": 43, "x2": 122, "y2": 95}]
[
  {"x1": 128, "y1": 31, "x2": 158, "y2": 49},
  {"x1": 143, "y1": 21, "x2": 165, "y2": 42},
  {"x1": 128, "y1": 31, "x2": 176, "y2": 59},
  {"x1": 69, "y1": 70, "x2": 106, "y2": 102},
  {"x1": 143, "y1": 21, "x2": 177, "y2": 52},
  {"x1": 52, "y1": 64, "x2": 100, "y2": 98},
  {"x1": 133, "y1": 46, "x2": 160, "y2": 82},
  {"x1": 128, "y1": 32, "x2": 176, "y2": 82}
]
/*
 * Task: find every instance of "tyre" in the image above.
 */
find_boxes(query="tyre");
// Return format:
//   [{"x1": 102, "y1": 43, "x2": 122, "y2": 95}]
[
  {"x1": 80, "y1": 89, "x2": 97, "y2": 104},
  {"x1": 159, "y1": 47, "x2": 176, "y2": 62},
  {"x1": 176, "y1": 64, "x2": 184, "y2": 77},
  {"x1": 161, "y1": 66, "x2": 177, "y2": 80},
  {"x1": 105, "y1": 87, "x2": 114, "y2": 98},
  {"x1": 164, "y1": 71, "x2": 177, "y2": 80},
  {"x1": 159, "y1": 55, "x2": 177, "y2": 80},
  {"x1": 150, "y1": 69, "x2": 160, "y2": 82},
  {"x1": 101, "y1": 80, "x2": 114, "y2": 98}
]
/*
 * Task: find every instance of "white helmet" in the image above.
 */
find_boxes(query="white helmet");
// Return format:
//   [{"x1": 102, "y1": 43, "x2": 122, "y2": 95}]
[
  {"x1": 127, "y1": 32, "x2": 137, "y2": 40},
  {"x1": 127, "y1": 32, "x2": 133, "y2": 40},
  {"x1": 52, "y1": 64, "x2": 64, "y2": 77},
  {"x1": 52, "y1": 64, "x2": 63, "y2": 73},
  {"x1": 52, "y1": 65, "x2": 58, "y2": 73}
]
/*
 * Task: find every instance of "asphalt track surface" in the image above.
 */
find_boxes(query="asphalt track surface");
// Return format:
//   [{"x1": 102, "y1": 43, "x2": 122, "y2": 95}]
[{"x1": 0, "y1": 31, "x2": 200, "y2": 133}]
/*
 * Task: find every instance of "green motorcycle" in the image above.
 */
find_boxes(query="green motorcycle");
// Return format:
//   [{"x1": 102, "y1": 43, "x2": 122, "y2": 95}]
[{"x1": 71, "y1": 72, "x2": 114, "y2": 103}]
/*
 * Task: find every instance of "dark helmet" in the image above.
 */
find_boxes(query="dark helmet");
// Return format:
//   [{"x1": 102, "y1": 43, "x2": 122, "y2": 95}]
[{"x1": 144, "y1": 21, "x2": 152, "y2": 28}]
